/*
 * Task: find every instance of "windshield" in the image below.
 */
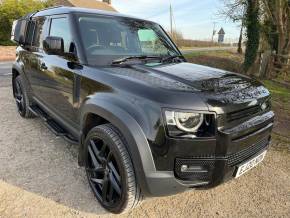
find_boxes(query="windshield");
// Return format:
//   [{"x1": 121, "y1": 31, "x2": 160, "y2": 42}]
[{"x1": 75, "y1": 14, "x2": 180, "y2": 66}]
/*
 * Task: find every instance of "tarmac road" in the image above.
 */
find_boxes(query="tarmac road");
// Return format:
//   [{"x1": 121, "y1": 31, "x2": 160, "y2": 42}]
[{"x1": 0, "y1": 61, "x2": 12, "y2": 76}]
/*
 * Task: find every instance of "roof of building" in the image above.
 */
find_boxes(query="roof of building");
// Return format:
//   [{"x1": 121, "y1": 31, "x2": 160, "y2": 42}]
[
  {"x1": 52, "y1": 0, "x2": 116, "y2": 12},
  {"x1": 68, "y1": 0, "x2": 116, "y2": 12},
  {"x1": 218, "y1": 28, "x2": 225, "y2": 35}
]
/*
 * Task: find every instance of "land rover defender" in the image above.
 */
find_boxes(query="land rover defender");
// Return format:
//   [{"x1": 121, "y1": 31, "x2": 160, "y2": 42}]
[{"x1": 11, "y1": 6, "x2": 274, "y2": 213}]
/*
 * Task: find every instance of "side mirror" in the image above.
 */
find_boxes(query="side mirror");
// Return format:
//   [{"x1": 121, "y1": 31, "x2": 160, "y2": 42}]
[{"x1": 43, "y1": 36, "x2": 64, "y2": 55}]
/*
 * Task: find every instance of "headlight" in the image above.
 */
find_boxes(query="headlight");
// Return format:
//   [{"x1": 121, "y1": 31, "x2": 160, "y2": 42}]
[{"x1": 165, "y1": 111, "x2": 204, "y2": 133}]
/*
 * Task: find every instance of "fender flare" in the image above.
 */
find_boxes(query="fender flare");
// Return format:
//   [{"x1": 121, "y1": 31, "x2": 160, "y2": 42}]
[
  {"x1": 12, "y1": 62, "x2": 24, "y2": 77},
  {"x1": 12, "y1": 62, "x2": 27, "y2": 96},
  {"x1": 79, "y1": 98, "x2": 156, "y2": 195}
]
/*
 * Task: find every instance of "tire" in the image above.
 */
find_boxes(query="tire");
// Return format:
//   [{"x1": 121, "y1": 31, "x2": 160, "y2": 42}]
[
  {"x1": 84, "y1": 124, "x2": 142, "y2": 213},
  {"x1": 13, "y1": 75, "x2": 35, "y2": 118}
]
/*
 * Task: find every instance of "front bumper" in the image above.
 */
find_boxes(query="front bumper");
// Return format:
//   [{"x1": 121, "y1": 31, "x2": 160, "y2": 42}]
[{"x1": 145, "y1": 111, "x2": 274, "y2": 197}]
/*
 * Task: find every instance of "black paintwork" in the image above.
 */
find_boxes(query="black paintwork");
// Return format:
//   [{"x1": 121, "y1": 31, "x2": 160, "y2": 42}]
[{"x1": 12, "y1": 6, "x2": 274, "y2": 197}]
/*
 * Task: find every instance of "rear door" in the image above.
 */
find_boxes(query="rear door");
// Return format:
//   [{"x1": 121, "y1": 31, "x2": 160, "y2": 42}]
[{"x1": 33, "y1": 14, "x2": 81, "y2": 130}]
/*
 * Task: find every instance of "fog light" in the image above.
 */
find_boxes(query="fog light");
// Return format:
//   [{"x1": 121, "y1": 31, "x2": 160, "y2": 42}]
[{"x1": 181, "y1": 165, "x2": 188, "y2": 172}]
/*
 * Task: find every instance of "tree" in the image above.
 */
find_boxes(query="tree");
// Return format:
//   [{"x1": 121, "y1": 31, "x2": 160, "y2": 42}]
[
  {"x1": 167, "y1": 29, "x2": 184, "y2": 47},
  {"x1": 243, "y1": 0, "x2": 260, "y2": 73},
  {"x1": 219, "y1": 0, "x2": 247, "y2": 53},
  {"x1": 261, "y1": 0, "x2": 290, "y2": 55},
  {"x1": 258, "y1": 0, "x2": 290, "y2": 78},
  {"x1": 0, "y1": 0, "x2": 52, "y2": 45}
]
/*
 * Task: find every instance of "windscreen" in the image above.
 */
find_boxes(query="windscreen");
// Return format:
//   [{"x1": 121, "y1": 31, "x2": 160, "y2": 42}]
[{"x1": 76, "y1": 14, "x2": 179, "y2": 66}]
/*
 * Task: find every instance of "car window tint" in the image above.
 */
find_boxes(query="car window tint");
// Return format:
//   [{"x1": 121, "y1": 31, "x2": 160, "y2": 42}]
[{"x1": 49, "y1": 17, "x2": 71, "y2": 53}]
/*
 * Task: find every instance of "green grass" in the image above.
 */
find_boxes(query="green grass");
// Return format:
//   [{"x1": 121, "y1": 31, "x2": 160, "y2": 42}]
[
  {"x1": 262, "y1": 80, "x2": 290, "y2": 103},
  {"x1": 183, "y1": 51, "x2": 206, "y2": 58},
  {"x1": 0, "y1": 40, "x2": 16, "y2": 46}
]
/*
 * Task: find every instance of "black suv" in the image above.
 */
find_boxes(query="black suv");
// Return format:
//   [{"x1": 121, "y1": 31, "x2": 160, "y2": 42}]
[{"x1": 11, "y1": 6, "x2": 274, "y2": 213}]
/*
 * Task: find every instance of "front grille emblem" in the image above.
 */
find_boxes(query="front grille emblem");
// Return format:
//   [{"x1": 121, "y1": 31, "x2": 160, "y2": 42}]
[{"x1": 261, "y1": 102, "x2": 267, "y2": 111}]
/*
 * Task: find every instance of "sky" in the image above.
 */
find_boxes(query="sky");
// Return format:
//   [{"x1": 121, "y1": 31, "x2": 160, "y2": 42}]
[{"x1": 111, "y1": 0, "x2": 241, "y2": 42}]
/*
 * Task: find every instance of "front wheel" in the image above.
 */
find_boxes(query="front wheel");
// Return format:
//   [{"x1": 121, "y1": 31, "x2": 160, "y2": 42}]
[{"x1": 84, "y1": 124, "x2": 142, "y2": 213}]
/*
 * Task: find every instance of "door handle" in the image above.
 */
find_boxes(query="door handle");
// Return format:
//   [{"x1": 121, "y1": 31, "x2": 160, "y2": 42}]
[{"x1": 40, "y1": 62, "x2": 47, "y2": 70}]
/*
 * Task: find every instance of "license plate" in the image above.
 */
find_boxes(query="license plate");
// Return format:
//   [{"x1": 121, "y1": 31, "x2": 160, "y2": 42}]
[{"x1": 235, "y1": 150, "x2": 267, "y2": 178}]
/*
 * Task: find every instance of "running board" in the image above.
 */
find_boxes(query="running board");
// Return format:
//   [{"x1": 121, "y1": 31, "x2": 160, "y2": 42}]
[{"x1": 29, "y1": 105, "x2": 79, "y2": 144}]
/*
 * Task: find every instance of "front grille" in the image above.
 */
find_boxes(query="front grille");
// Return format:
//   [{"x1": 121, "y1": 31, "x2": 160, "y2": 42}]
[
  {"x1": 174, "y1": 137, "x2": 269, "y2": 181},
  {"x1": 227, "y1": 137, "x2": 269, "y2": 167},
  {"x1": 227, "y1": 105, "x2": 262, "y2": 122}
]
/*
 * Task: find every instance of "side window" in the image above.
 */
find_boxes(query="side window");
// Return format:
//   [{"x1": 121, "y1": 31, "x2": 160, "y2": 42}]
[
  {"x1": 31, "y1": 17, "x2": 46, "y2": 48},
  {"x1": 49, "y1": 17, "x2": 71, "y2": 53}
]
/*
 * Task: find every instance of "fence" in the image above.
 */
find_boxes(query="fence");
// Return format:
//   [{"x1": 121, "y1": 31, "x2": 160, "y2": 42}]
[{"x1": 269, "y1": 54, "x2": 290, "y2": 80}]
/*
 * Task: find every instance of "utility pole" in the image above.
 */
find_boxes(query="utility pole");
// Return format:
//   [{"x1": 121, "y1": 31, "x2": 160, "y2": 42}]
[
  {"x1": 170, "y1": 4, "x2": 173, "y2": 37},
  {"x1": 211, "y1": 22, "x2": 217, "y2": 42}
]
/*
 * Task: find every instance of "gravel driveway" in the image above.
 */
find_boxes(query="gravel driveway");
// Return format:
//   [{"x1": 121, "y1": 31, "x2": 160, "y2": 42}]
[{"x1": 0, "y1": 75, "x2": 289, "y2": 218}]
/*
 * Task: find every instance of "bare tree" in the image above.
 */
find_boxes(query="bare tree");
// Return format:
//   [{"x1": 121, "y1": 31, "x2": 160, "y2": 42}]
[
  {"x1": 218, "y1": 0, "x2": 247, "y2": 53},
  {"x1": 167, "y1": 29, "x2": 184, "y2": 46}
]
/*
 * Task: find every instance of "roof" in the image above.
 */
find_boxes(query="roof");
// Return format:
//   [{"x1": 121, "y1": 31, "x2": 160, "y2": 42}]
[
  {"x1": 33, "y1": 6, "x2": 142, "y2": 21},
  {"x1": 67, "y1": 0, "x2": 116, "y2": 12},
  {"x1": 52, "y1": 0, "x2": 74, "y2": 7},
  {"x1": 218, "y1": 28, "x2": 225, "y2": 35}
]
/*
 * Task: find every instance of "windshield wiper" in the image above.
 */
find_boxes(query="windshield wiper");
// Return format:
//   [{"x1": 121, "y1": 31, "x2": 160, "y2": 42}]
[
  {"x1": 161, "y1": 55, "x2": 184, "y2": 63},
  {"x1": 111, "y1": 55, "x2": 162, "y2": 65}
]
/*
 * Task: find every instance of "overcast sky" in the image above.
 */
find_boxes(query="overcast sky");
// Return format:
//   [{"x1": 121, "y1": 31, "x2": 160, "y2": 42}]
[{"x1": 111, "y1": 0, "x2": 241, "y2": 42}]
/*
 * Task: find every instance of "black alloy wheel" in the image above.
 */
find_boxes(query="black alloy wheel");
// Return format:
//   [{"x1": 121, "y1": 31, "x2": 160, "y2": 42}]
[
  {"x1": 86, "y1": 137, "x2": 122, "y2": 206},
  {"x1": 85, "y1": 124, "x2": 142, "y2": 213}
]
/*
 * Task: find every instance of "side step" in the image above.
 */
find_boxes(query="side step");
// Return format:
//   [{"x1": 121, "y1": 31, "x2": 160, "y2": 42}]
[{"x1": 29, "y1": 105, "x2": 79, "y2": 144}]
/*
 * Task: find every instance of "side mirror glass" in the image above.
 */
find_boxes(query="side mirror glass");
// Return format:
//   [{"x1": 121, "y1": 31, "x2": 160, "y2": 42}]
[{"x1": 43, "y1": 36, "x2": 64, "y2": 55}]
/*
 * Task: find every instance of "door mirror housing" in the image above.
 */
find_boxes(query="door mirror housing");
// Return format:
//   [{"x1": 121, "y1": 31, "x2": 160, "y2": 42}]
[{"x1": 43, "y1": 36, "x2": 64, "y2": 55}]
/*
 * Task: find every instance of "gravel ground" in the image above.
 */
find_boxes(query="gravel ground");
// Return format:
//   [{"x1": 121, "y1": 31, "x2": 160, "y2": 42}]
[
  {"x1": 0, "y1": 46, "x2": 15, "y2": 62},
  {"x1": 0, "y1": 76, "x2": 289, "y2": 218}
]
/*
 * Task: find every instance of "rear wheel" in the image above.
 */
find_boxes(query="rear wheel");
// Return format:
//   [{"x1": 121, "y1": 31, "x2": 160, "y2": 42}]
[
  {"x1": 84, "y1": 124, "x2": 142, "y2": 213},
  {"x1": 13, "y1": 76, "x2": 35, "y2": 118}
]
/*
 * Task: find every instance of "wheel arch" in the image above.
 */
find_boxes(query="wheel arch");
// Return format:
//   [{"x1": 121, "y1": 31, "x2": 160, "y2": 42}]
[
  {"x1": 12, "y1": 63, "x2": 28, "y2": 97},
  {"x1": 79, "y1": 99, "x2": 156, "y2": 195}
]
